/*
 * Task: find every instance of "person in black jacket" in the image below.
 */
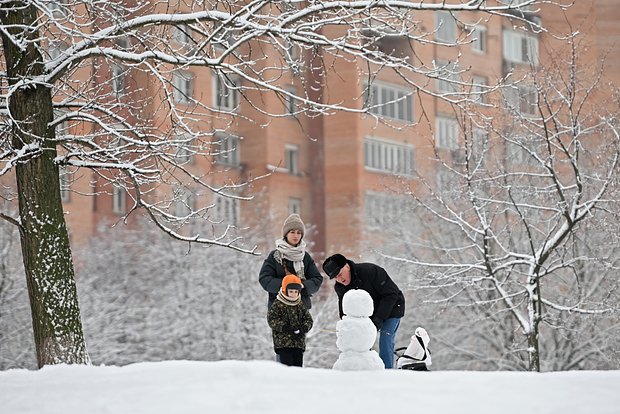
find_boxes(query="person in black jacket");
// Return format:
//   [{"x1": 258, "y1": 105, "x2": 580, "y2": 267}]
[
  {"x1": 323, "y1": 253, "x2": 405, "y2": 369},
  {"x1": 258, "y1": 214, "x2": 323, "y2": 310}
]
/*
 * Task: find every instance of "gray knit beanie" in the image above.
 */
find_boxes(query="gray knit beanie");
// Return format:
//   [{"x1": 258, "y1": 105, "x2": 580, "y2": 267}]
[{"x1": 282, "y1": 213, "x2": 305, "y2": 239}]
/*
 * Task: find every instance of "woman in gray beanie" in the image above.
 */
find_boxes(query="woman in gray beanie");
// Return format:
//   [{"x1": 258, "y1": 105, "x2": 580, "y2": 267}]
[{"x1": 258, "y1": 213, "x2": 324, "y2": 310}]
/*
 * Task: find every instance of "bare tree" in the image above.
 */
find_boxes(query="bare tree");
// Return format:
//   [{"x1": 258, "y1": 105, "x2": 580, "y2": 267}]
[
  {"x1": 0, "y1": 1, "x2": 558, "y2": 366},
  {"x1": 380, "y1": 37, "x2": 620, "y2": 371}
]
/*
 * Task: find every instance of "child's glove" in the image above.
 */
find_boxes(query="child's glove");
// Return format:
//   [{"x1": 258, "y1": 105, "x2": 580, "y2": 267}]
[{"x1": 283, "y1": 324, "x2": 301, "y2": 335}]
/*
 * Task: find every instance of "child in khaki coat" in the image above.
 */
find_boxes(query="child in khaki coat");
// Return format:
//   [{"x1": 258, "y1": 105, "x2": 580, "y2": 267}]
[{"x1": 267, "y1": 274, "x2": 313, "y2": 367}]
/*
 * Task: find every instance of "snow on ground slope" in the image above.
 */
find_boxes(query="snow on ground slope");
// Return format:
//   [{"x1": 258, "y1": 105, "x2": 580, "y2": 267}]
[{"x1": 1, "y1": 360, "x2": 619, "y2": 414}]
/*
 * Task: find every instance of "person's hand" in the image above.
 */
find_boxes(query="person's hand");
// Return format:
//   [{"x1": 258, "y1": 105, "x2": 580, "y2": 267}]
[
  {"x1": 283, "y1": 324, "x2": 302, "y2": 335},
  {"x1": 371, "y1": 317, "x2": 383, "y2": 331}
]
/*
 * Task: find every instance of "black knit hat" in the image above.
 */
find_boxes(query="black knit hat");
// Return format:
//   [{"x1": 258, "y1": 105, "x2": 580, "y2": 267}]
[{"x1": 323, "y1": 253, "x2": 347, "y2": 279}]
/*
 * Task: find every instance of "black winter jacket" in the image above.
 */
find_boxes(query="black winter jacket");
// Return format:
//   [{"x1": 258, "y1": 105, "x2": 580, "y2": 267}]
[
  {"x1": 258, "y1": 250, "x2": 324, "y2": 309},
  {"x1": 335, "y1": 260, "x2": 405, "y2": 322}
]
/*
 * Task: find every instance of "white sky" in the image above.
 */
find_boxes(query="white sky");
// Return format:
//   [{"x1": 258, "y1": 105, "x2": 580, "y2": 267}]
[{"x1": 1, "y1": 360, "x2": 619, "y2": 414}]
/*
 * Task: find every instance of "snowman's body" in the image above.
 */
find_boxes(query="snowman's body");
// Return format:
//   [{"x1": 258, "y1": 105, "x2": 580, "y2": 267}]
[{"x1": 332, "y1": 290, "x2": 384, "y2": 371}]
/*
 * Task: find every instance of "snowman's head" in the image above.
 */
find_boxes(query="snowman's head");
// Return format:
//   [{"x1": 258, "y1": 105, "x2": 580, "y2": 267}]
[{"x1": 342, "y1": 289, "x2": 374, "y2": 317}]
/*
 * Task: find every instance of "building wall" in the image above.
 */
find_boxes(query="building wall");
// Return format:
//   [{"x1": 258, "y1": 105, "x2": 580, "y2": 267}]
[{"x1": 42, "y1": 1, "x2": 620, "y2": 262}]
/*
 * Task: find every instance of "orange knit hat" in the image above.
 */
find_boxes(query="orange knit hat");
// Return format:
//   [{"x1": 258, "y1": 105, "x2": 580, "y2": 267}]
[{"x1": 281, "y1": 274, "x2": 302, "y2": 295}]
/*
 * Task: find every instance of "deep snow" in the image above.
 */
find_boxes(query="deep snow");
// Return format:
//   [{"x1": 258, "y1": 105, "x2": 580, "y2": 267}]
[{"x1": 1, "y1": 360, "x2": 619, "y2": 414}]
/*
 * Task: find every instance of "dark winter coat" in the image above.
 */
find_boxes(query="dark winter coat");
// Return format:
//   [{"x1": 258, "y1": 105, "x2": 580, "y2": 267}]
[
  {"x1": 258, "y1": 250, "x2": 323, "y2": 309},
  {"x1": 267, "y1": 297, "x2": 313, "y2": 352},
  {"x1": 335, "y1": 260, "x2": 405, "y2": 323}
]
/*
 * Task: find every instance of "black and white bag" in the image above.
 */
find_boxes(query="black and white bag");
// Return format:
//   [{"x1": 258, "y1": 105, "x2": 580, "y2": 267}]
[{"x1": 395, "y1": 327, "x2": 432, "y2": 371}]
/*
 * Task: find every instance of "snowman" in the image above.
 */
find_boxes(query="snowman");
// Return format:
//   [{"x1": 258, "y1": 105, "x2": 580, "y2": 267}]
[{"x1": 333, "y1": 289, "x2": 384, "y2": 370}]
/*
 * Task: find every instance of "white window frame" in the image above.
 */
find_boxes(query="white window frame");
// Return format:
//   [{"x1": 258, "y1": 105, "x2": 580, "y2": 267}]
[
  {"x1": 507, "y1": 140, "x2": 534, "y2": 166},
  {"x1": 471, "y1": 75, "x2": 488, "y2": 104},
  {"x1": 470, "y1": 127, "x2": 488, "y2": 164},
  {"x1": 503, "y1": 84, "x2": 538, "y2": 116},
  {"x1": 435, "y1": 61, "x2": 460, "y2": 94},
  {"x1": 472, "y1": 25, "x2": 487, "y2": 53},
  {"x1": 173, "y1": 187, "x2": 195, "y2": 218},
  {"x1": 436, "y1": 169, "x2": 452, "y2": 194},
  {"x1": 213, "y1": 73, "x2": 240, "y2": 111},
  {"x1": 288, "y1": 197, "x2": 301, "y2": 215},
  {"x1": 53, "y1": 109, "x2": 70, "y2": 137},
  {"x1": 59, "y1": 166, "x2": 72, "y2": 202},
  {"x1": 173, "y1": 71, "x2": 193, "y2": 104},
  {"x1": 172, "y1": 25, "x2": 192, "y2": 46},
  {"x1": 112, "y1": 184, "x2": 126, "y2": 215},
  {"x1": 47, "y1": 0, "x2": 68, "y2": 17},
  {"x1": 175, "y1": 133, "x2": 194, "y2": 165},
  {"x1": 285, "y1": 38, "x2": 301, "y2": 69},
  {"x1": 285, "y1": 144, "x2": 299, "y2": 175},
  {"x1": 502, "y1": 30, "x2": 539, "y2": 66},
  {"x1": 364, "y1": 191, "x2": 409, "y2": 228},
  {"x1": 214, "y1": 132, "x2": 240, "y2": 166},
  {"x1": 497, "y1": 0, "x2": 535, "y2": 12},
  {"x1": 48, "y1": 41, "x2": 68, "y2": 62},
  {"x1": 214, "y1": 194, "x2": 240, "y2": 226},
  {"x1": 213, "y1": 28, "x2": 236, "y2": 51},
  {"x1": 367, "y1": 82, "x2": 413, "y2": 122},
  {"x1": 435, "y1": 11, "x2": 457, "y2": 43},
  {"x1": 364, "y1": 137, "x2": 414, "y2": 176},
  {"x1": 111, "y1": 64, "x2": 125, "y2": 97},
  {"x1": 435, "y1": 117, "x2": 459, "y2": 150},
  {"x1": 285, "y1": 86, "x2": 297, "y2": 115}
]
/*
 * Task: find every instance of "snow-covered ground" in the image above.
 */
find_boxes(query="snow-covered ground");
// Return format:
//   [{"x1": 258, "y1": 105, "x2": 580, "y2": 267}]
[{"x1": 1, "y1": 360, "x2": 619, "y2": 414}]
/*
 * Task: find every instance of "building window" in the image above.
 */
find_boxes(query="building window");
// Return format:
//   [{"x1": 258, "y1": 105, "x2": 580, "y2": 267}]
[
  {"x1": 172, "y1": 24, "x2": 192, "y2": 46},
  {"x1": 502, "y1": 30, "x2": 539, "y2": 66},
  {"x1": 214, "y1": 194, "x2": 239, "y2": 226},
  {"x1": 173, "y1": 71, "x2": 193, "y2": 104},
  {"x1": 285, "y1": 38, "x2": 302, "y2": 72},
  {"x1": 47, "y1": 0, "x2": 68, "y2": 17},
  {"x1": 436, "y1": 169, "x2": 452, "y2": 194},
  {"x1": 506, "y1": 140, "x2": 535, "y2": 166},
  {"x1": 213, "y1": 27, "x2": 237, "y2": 50},
  {"x1": 471, "y1": 25, "x2": 487, "y2": 53},
  {"x1": 285, "y1": 145, "x2": 299, "y2": 175},
  {"x1": 366, "y1": 82, "x2": 413, "y2": 122},
  {"x1": 285, "y1": 86, "x2": 296, "y2": 115},
  {"x1": 53, "y1": 109, "x2": 70, "y2": 137},
  {"x1": 497, "y1": 0, "x2": 535, "y2": 12},
  {"x1": 364, "y1": 137, "x2": 414, "y2": 176},
  {"x1": 435, "y1": 117, "x2": 459, "y2": 150},
  {"x1": 214, "y1": 73, "x2": 239, "y2": 111},
  {"x1": 214, "y1": 132, "x2": 240, "y2": 166},
  {"x1": 471, "y1": 75, "x2": 488, "y2": 104},
  {"x1": 175, "y1": 134, "x2": 194, "y2": 165},
  {"x1": 435, "y1": 61, "x2": 460, "y2": 94},
  {"x1": 288, "y1": 197, "x2": 301, "y2": 215},
  {"x1": 48, "y1": 41, "x2": 67, "y2": 62},
  {"x1": 470, "y1": 128, "x2": 488, "y2": 164},
  {"x1": 364, "y1": 191, "x2": 409, "y2": 229},
  {"x1": 503, "y1": 84, "x2": 538, "y2": 116},
  {"x1": 112, "y1": 184, "x2": 126, "y2": 214},
  {"x1": 111, "y1": 64, "x2": 125, "y2": 97},
  {"x1": 173, "y1": 187, "x2": 195, "y2": 218},
  {"x1": 435, "y1": 11, "x2": 457, "y2": 43},
  {"x1": 59, "y1": 166, "x2": 72, "y2": 202}
]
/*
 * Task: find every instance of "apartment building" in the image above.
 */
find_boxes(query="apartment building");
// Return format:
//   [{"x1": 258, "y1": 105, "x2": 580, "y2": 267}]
[{"x1": 17, "y1": 1, "x2": 619, "y2": 259}]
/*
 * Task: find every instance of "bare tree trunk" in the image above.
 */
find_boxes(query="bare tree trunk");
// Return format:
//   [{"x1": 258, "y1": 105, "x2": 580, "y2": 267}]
[
  {"x1": 527, "y1": 276, "x2": 542, "y2": 372},
  {"x1": 0, "y1": 2, "x2": 89, "y2": 367}
]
